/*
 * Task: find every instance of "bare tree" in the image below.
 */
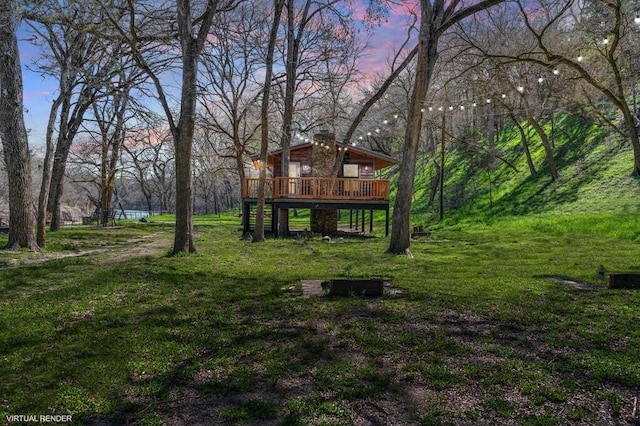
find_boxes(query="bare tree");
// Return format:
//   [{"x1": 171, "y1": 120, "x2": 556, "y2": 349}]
[
  {"x1": 192, "y1": 131, "x2": 240, "y2": 214},
  {"x1": 463, "y1": 0, "x2": 640, "y2": 176},
  {"x1": 253, "y1": 0, "x2": 286, "y2": 243},
  {"x1": 0, "y1": 0, "x2": 38, "y2": 250},
  {"x1": 274, "y1": 0, "x2": 365, "y2": 236},
  {"x1": 198, "y1": 1, "x2": 267, "y2": 183},
  {"x1": 120, "y1": 117, "x2": 176, "y2": 215},
  {"x1": 24, "y1": 0, "x2": 127, "y2": 244},
  {"x1": 99, "y1": 0, "x2": 240, "y2": 253},
  {"x1": 67, "y1": 62, "x2": 143, "y2": 224},
  {"x1": 387, "y1": 0, "x2": 507, "y2": 255}
]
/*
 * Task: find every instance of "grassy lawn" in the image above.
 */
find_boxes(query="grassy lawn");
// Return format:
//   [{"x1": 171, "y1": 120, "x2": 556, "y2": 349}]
[{"x1": 0, "y1": 214, "x2": 639, "y2": 425}]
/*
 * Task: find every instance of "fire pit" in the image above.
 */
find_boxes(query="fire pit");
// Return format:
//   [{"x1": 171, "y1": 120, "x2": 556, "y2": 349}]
[{"x1": 328, "y1": 279, "x2": 384, "y2": 297}]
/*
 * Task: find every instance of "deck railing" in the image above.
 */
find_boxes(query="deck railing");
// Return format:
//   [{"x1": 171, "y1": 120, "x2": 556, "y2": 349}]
[{"x1": 242, "y1": 177, "x2": 389, "y2": 201}]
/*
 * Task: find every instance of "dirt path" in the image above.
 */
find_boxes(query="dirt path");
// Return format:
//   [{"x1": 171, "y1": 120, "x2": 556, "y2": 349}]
[
  {"x1": 93, "y1": 231, "x2": 173, "y2": 266},
  {"x1": 2, "y1": 231, "x2": 173, "y2": 268}
]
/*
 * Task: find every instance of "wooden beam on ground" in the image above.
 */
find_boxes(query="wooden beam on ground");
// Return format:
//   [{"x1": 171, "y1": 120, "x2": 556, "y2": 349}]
[{"x1": 609, "y1": 274, "x2": 640, "y2": 289}]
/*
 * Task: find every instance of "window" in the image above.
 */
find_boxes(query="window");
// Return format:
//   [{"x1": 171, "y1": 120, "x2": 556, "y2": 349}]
[{"x1": 343, "y1": 164, "x2": 359, "y2": 178}]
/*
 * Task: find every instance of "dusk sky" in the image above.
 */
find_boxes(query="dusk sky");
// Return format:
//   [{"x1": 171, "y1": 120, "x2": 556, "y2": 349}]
[{"x1": 18, "y1": 2, "x2": 418, "y2": 147}]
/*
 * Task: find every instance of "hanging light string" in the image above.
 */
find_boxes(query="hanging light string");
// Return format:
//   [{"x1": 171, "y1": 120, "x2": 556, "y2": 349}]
[
  {"x1": 294, "y1": 45, "x2": 617, "y2": 147},
  {"x1": 290, "y1": 66, "x2": 573, "y2": 145},
  {"x1": 292, "y1": 13, "x2": 640, "y2": 146}
]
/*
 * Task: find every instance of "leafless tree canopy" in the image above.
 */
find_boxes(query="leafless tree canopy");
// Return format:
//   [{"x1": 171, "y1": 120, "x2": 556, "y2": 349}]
[{"x1": 4, "y1": 0, "x2": 640, "y2": 253}]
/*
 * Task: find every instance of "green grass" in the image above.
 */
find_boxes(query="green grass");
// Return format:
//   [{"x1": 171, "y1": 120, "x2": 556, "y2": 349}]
[
  {"x1": 0, "y1": 214, "x2": 639, "y2": 424},
  {"x1": 410, "y1": 111, "x2": 640, "y2": 228}
]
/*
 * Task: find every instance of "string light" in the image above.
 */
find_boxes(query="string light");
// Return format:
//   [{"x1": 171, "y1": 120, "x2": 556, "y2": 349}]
[
  {"x1": 577, "y1": 55, "x2": 583, "y2": 62},
  {"x1": 288, "y1": 66, "x2": 575, "y2": 143},
  {"x1": 635, "y1": 14, "x2": 640, "y2": 24}
]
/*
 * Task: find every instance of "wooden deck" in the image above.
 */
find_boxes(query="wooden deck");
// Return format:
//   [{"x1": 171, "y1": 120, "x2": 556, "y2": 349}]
[{"x1": 242, "y1": 177, "x2": 390, "y2": 201}]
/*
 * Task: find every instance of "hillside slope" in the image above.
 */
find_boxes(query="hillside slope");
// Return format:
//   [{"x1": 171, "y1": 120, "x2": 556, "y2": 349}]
[{"x1": 409, "y1": 112, "x2": 640, "y2": 238}]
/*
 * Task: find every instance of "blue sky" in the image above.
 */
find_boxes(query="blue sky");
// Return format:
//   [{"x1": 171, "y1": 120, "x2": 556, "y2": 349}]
[
  {"x1": 18, "y1": 2, "x2": 417, "y2": 148},
  {"x1": 19, "y1": 25, "x2": 59, "y2": 146}
]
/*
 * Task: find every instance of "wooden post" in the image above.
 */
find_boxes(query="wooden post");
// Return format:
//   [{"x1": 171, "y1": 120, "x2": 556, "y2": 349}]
[
  {"x1": 242, "y1": 202, "x2": 251, "y2": 233},
  {"x1": 272, "y1": 203, "x2": 278, "y2": 236},
  {"x1": 369, "y1": 209, "x2": 373, "y2": 233},
  {"x1": 385, "y1": 207, "x2": 389, "y2": 237}
]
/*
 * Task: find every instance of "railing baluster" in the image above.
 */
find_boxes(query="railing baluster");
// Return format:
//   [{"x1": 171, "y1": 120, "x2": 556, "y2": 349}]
[{"x1": 242, "y1": 177, "x2": 389, "y2": 201}]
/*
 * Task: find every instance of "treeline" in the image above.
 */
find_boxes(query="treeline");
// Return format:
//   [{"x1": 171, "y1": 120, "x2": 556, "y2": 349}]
[{"x1": 0, "y1": 0, "x2": 638, "y2": 254}]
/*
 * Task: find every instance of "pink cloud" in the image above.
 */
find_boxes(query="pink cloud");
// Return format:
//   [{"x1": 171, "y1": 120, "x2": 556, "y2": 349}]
[{"x1": 355, "y1": 2, "x2": 419, "y2": 81}]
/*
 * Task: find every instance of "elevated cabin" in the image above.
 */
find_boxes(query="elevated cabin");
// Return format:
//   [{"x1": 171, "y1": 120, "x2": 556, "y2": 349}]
[{"x1": 242, "y1": 131, "x2": 397, "y2": 236}]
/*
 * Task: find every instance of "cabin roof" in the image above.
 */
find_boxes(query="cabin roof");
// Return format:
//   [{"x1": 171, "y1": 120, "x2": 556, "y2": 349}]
[{"x1": 251, "y1": 141, "x2": 398, "y2": 170}]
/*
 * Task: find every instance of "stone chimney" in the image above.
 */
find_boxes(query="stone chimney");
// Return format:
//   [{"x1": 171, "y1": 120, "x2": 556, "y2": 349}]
[{"x1": 310, "y1": 131, "x2": 338, "y2": 235}]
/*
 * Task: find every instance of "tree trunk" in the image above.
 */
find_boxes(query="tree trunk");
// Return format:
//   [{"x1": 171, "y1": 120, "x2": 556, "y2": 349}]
[
  {"x1": 36, "y1": 96, "x2": 62, "y2": 247},
  {"x1": 386, "y1": 0, "x2": 507, "y2": 254},
  {"x1": 509, "y1": 111, "x2": 536, "y2": 176},
  {"x1": 173, "y1": 43, "x2": 197, "y2": 252},
  {"x1": 47, "y1": 85, "x2": 95, "y2": 231},
  {"x1": 439, "y1": 113, "x2": 445, "y2": 222},
  {"x1": 173, "y1": 126, "x2": 195, "y2": 252},
  {"x1": 0, "y1": 0, "x2": 38, "y2": 251},
  {"x1": 621, "y1": 104, "x2": 640, "y2": 177},
  {"x1": 253, "y1": 0, "x2": 285, "y2": 242},
  {"x1": 387, "y1": 5, "x2": 438, "y2": 254},
  {"x1": 277, "y1": 0, "x2": 306, "y2": 238},
  {"x1": 48, "y1": 144, "x2": 71, "y2": 231},
  {"x1": 523, "y1": 98, "x2": 558, "y2": 181},
  {"x1": 428, "y1": 160, "x2": 441, "y2": 207},
  {"x1": 98, "y1": 89, "x2": 128, "y2": 226},
  {"x1": 171, "y1": 0, "x2": 224, "y2": 253}
]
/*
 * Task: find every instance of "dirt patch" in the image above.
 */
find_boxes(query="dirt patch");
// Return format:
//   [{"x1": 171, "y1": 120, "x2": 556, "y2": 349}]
[
  {"x1": 93, "y1": 233, "x2": 172, "y2": 266},
  {"x1": 1, "y1": 231, "x2": 173, "y2": 268},
  {"x1": 547, "y1": 275, "x2": 602, "y2": 291},
  {"x1": 300, "y1": 280, "x2": 403, "y2": 297}
]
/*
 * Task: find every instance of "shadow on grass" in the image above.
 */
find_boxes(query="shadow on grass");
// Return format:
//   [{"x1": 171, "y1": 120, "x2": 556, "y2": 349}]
[
  {"x1": 84, "y1": 288, "x2": 640, "y2": 424},
  {"x1": 1, "y1": 246, "x2": 639, "y2": 424}
]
